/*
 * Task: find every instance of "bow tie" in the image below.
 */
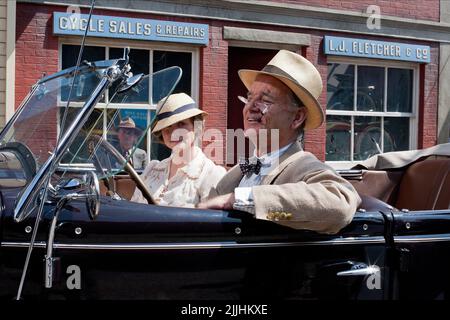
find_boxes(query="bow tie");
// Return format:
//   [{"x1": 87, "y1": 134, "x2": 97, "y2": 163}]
[{"x1": 239, "y1": 157, "x2": 263, "y2": 178}]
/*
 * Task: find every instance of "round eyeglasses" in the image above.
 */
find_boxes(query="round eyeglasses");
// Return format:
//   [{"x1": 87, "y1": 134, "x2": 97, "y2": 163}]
[{"x1": 237, "y1": 96, "x2": 272, "y2": 115}]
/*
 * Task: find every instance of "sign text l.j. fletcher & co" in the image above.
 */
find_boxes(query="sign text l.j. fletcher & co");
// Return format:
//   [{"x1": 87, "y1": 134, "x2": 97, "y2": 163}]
[{"x1": 324, "y1": 36, "x2": 430, "y2": 63}]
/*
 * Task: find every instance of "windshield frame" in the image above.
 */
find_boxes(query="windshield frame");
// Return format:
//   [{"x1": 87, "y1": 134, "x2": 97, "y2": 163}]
[{"x1": 12, "y1": 58, "x2": 127, "y2": 222}]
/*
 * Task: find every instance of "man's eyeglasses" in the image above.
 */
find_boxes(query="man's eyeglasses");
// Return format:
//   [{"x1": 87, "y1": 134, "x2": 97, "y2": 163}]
[{"x1": 237, "y1": 96, "x2": 272, "y2": 115}]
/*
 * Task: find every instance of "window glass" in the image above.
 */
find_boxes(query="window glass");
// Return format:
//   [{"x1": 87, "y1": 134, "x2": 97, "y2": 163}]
[
  {"x1": 60, "y1": 44, "x2": 195, "y2": 165},
  {"x1": 154, "y1": 51, "x2": 192, "y2": 95},
  {"x1": 326, "y1": 115, "x2": 351, "y2": 161},
  {"x1": 109, "y1": 48, "x2": 150, "y2": 102},
  {"x1": 357, "y1": 66, "x2": 384, "y2": 112},
  {"x1": 149, "y1": 110, "x2": 171, "y2": 161},
  {"x1": 387, "y1": 68, "x2": 413, "y2": 113},
  {"x1": 106, "y1": 109, "x2": 148, "y2": 170},
  {"x1": 326, "y1": 62, "x2": 415, "y2": 163},
  {"x1": 327, "y1": 63, "x2": 354, "y2": 111},
  {"x1": 354, "y1": 116, "x2": 382, "y2": 161},
  {"x1": 60, "y1": 107, "x2": 104, "y2": 164},
  {"x1": 384, "y1": 117, "x2": 410, "y2": 152},
  {"x1": 61, "y1": 45, "x2": 106, "y2": 69},
  {"x1": 109, "y1": 47, "x2": 150, "y2": 75}
]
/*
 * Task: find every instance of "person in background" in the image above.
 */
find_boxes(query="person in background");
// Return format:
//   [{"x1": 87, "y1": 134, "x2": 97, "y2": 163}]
[
  {"x1": 117, "y1": 116, "x2": 147, "y2": 170},
  {"x1": 131, "y1": 93, "x2": 226, "y2": 207}
]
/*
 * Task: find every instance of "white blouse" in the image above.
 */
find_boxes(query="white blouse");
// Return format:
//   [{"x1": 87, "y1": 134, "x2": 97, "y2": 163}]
[{"x1": 131, "y1": 147, "x2": 227, "y2": 207}]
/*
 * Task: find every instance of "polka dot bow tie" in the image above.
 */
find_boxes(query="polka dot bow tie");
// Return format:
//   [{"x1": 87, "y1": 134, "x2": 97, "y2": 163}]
[{"x1": 239, "y1": 157, "x2": 263, "y2": 178}]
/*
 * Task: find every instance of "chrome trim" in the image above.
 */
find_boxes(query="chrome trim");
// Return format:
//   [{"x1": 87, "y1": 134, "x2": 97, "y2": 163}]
[
  {"x1": 0, "y1": 236, "x2": 385, "y2": 250},
  {"x1": 394, "y1": 234, "x2": 450, "y2": 243},
  {"x1": 337, "y1": 264, "x2": 380, "y2": 277}
]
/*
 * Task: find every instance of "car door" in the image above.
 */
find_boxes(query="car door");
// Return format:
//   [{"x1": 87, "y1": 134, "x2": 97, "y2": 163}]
[
  {"x1": 389, "y1": 209, "x2": 450, "y2": 299},
  {"x1": 1, "y1": 192, "x2": 392, "y2": 300}
]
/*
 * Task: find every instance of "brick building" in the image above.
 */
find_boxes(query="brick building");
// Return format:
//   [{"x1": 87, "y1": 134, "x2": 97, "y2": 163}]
[{"x1": 7, "y1": 0, "x2": 450, "y2": 167}]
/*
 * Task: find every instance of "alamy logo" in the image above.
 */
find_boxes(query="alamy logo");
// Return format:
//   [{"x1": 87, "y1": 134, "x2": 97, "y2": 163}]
[
  {"x1": 366, "y1": 267, "x2": 381, "y2": 290},
  {"x1": 66, "y1": 5, "x2": 81, "y2": 29},
  {"x1": 66, "y1": 265, "x2": 81, "y2": 290},
  {"x1": 366, "y1": 5, "x2": 381, "y2": 30}
]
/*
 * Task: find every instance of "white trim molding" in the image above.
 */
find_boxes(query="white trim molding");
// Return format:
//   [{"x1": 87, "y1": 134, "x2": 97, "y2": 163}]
[{"x1": 5, "y1": 0, "x2": 15, "y2": 123}]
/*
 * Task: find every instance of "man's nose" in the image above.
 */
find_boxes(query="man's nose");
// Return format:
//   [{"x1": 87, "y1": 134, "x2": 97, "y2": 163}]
[{"x1": 241, "y1": 97, "x2": 260, "y2": 113}]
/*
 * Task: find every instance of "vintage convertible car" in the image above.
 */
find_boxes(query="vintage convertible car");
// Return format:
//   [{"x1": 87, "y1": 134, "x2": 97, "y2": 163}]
[{"x1": 0, "y1": 52, "x2": 449, "y2": 300}]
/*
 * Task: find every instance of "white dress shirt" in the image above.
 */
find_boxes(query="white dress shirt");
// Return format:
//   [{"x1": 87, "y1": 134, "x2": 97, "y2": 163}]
[{"x1": 131, "y1": 146, "x2": 226, "y2": 207}]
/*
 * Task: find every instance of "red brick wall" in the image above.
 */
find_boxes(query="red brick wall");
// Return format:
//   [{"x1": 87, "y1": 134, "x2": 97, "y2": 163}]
[
  {"x1": 15, "y1": 2, "x2": 440, "y2": 161},
  {"x1": 276, "y1": 0, "x2": 440, "y2": 22},
  {"x1": 201, "y1": 23, "x2": 228, "y2": 164},
  {"x1": 304, "y1": 35, "x2": 328, "y2": 161},
  {"x1": 16, "y1": 4, "x2": 59, "y2": 108},
  {"x1": 420, "y1": 43, "x2": 439, "y2": 148}
]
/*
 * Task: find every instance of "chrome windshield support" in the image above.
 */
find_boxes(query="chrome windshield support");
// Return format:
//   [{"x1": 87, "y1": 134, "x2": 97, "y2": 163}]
[{"x1": 44, "y1": 192, "x2": 87, "y2": 288}]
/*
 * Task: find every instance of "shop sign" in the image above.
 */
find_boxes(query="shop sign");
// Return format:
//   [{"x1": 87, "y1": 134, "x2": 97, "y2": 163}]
[
  {"x1": 324, "y1": 36, "x2": 430, "y2": 63},
  {"x1": 53, "y1": 12, "x2": 209, "y2": 45}
]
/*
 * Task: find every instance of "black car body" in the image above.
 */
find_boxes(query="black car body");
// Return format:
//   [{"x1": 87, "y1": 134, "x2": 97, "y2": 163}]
[{"x1": 0, "y1": 54, "x2": 449, "y2": 300}]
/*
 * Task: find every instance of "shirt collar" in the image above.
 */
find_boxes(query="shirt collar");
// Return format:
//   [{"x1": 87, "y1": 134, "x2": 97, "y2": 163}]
[
  {"x1": 152, "y1": 146, "x2": 205, "y2": 179},
  {"x1": 252, "y1": 142, "x2": 294, "y2": 175},
  {"x1": 253, "y1": 142, "x2": 293, "y2": 162},
  {"x1": 178, "y1": 146, "x2": 205, "y2": 178}
]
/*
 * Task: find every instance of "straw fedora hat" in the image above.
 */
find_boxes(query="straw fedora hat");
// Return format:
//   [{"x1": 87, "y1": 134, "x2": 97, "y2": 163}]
[
  {"x1": 238, "y1": 50, "x2": 324, "y2": 130},
  {"x1": 118, "y1": 117, "x2": 142, "y2": 135},
  {"x1": 152, "y1": 93, "x2": 207, "y2": 133}
]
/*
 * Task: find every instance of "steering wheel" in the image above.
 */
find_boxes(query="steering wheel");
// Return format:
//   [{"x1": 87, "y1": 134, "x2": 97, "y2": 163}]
[{"x1": 88, "y1": 135, "x2": 155, "y2": 205}]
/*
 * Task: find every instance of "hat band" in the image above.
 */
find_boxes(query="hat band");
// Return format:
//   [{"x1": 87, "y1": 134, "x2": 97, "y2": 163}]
[
  {"x1": 156, "y1": 103, "x2": 197, "y2": 121},
  {"x1": 262, "y1": 64, "x2": 300, "y2": 88}
]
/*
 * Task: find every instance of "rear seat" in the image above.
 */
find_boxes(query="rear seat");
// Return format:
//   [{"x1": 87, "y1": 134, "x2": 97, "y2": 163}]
[
  {"x1": 395, "y1": 158, "x2": 450, "y2": 211},
  {"x1": 349, "y1": 170, "x2": 403, "y2": 204}
]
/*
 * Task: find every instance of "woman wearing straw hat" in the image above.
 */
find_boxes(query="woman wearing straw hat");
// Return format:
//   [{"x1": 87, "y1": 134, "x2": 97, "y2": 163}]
[{"x1": 131, "y1": 93, "x2": 226, "y2": 207}]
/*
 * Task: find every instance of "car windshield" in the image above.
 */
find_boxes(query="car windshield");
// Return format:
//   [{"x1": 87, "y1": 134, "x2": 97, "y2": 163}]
[
  {"x1": 57, "y1": 66, "x2": 182, "y2": 180},
  {"x1": 0, "y1": 57, "x2": 181, "y2": 222}
]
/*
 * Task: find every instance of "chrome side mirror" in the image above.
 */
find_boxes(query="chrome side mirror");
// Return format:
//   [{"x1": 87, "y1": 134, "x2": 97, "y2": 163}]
[
  {"x1": 117, "y1": 73, "x2": 144, "y2": 93},
  {"x1": 54, "y1": 172, "x2": 100, "y2": 220}
]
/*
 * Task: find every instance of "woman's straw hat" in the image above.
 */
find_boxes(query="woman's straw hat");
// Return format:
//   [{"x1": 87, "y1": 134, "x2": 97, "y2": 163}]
[{"x1": 152, "y1": 93, "x2": 207, "y2": 134}]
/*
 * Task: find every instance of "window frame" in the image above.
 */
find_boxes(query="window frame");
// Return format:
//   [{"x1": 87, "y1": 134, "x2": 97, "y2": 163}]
[
  {"x1": 326, "y1": 56, "x2": 419, "y2": 169},
  {"x1": 58, "y1": 37, "x2": 200, "y2": 164}
]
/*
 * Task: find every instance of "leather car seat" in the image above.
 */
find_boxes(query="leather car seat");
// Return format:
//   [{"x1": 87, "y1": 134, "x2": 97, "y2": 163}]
[
  {"x1": 395, "y1": 158, "x2": 450, "y2": 211},
  {"x1": 357, "y1": 193, "x2": 394, "y2": 212}
]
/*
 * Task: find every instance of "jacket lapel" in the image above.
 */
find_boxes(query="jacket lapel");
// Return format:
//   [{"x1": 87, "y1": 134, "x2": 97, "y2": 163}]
[
  {"x1": 217, "y1": 165, "x2": 243, "y2": 194},
  {"x1": 261, "y1": 141, "x2": 303, "y2": 185}
]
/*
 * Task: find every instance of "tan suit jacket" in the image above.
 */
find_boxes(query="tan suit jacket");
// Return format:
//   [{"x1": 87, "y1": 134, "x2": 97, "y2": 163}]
[{"x1": 210, "y1": 141, "x2": 361, "y2": 234}]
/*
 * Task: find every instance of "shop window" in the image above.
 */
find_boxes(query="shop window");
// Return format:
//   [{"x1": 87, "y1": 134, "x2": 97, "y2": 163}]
[
  {"x1": 154, "y1": 51, "x2": 192, "y2": 96},
  {"x1": 60, "y1": 44, "x2": 196, "y2": 165},
  {"x1": 326, "y1": 62, "x2": 416, "y2": 163}
]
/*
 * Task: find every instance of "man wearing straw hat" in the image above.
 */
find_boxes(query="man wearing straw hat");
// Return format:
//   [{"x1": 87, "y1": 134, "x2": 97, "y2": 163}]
[
  {"x1": 198, "y1": 50, "x2": 361, "y2": 234},
  {"x1": 117, "y1": 116, "x2": 147, "y2": 170}
]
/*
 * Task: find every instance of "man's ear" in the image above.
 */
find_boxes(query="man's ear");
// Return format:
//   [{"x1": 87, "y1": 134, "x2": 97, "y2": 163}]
[{"x1": 291, "y1": 107, "x2": 307, "y2": 130}]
